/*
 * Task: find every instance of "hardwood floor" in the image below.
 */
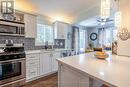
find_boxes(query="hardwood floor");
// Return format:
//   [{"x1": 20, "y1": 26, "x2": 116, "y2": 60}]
[
  {"x1": 22, "y1": 73, "x2": 109, "y2": 87},
  {"x1": 23, "y1": 73, "x2": 58, "y2": 87}
]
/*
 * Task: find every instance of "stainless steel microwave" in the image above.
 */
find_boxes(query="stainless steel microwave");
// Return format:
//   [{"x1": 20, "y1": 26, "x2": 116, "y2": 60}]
[{"x1": 0, "y1": 20, "x2": 25, "y2": 36}]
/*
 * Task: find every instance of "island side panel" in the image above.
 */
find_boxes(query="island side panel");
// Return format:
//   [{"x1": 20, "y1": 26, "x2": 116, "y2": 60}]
[{"x1": 58, "y1": 62, "x2": 89, "y2": 87}]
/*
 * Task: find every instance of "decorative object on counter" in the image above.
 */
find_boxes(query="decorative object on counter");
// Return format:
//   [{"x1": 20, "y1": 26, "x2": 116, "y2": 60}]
[
  {"x1": 45, "y1": 41, "x2": 49, "y2": 50},
  {"x1": 94, "y1": 52, "x2": 109, "y2": 59},
  {"x1": 90, "y1": 33, "x2": 98, "y2": 41},
  {"x1": 112, "y1": 41, "x2": 117, "y2": 55},
  {"x1": 118, "y1": 28, "x2": 130, "y2": 41}
]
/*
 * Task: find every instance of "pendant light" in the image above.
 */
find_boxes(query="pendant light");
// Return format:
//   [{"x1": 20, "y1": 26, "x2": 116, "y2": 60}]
[
  {"x1": 101, "y1": 0, "x2": 111, "y2": 20},
  {"x1": 114, "y1": 0, "x2": 122, "y2": 28}
]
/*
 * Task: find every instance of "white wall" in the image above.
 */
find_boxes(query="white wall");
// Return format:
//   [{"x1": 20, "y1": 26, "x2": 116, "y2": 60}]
[
  {"x1": 117, "y1": 0, "x2": 130, "y2": 56},
  {"x1": 37, "y1": 15, "x2": 52, "y2": 25},
  {"x1": 87, "y1": 27, "x2": 99, "y2": 47}
]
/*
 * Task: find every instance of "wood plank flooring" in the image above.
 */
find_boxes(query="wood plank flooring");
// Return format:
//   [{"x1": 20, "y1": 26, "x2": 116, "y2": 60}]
[
  {"x1": 23, "y1": 73, "x2": 58, "y2": 87},
  {"x1": 22, "y1": 73, "x2": 109, "y2": 87}
]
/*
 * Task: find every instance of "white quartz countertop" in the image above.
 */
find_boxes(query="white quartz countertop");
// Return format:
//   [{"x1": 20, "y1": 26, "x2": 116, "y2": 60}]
[{"x1": 57, "y1": 52, "x2": 130, "y2": 87}]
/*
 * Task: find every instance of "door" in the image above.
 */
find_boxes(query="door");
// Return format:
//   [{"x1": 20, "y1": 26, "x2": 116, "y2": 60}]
[{"x1": 40, "y1": 53, "x2": 52, "y2": 75}]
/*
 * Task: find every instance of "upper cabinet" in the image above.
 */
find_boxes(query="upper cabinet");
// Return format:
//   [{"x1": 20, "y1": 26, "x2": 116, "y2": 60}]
[
  {"x1": 54, "y1": 21, "x2": 69, "y2": 39},
  {"x1": 24, "y1": 14, "x2": 37, "y2": 38}
]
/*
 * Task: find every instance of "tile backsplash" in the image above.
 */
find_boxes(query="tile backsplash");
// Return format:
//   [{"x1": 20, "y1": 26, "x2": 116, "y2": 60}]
[
  {"x1": 0, "y1": 36, "x2": 65, "y2": 50},
  {"x1": 54, "y1": 39, "x2": 65, "y2": 48},
  {"x1": 0, "y1": 35, "x2": 45, "y2": 50},
  {"x1": 24, "y1": 38, "x2": 45, "y2": 50},
  {"x1": 0, "y1": 35, "x2": 25, "y2": 44}
]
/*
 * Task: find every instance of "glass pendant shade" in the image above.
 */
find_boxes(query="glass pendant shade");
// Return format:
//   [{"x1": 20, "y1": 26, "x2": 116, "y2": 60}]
[{"x1": 101, "y1": 0, "x2": 111, "y2": 19}]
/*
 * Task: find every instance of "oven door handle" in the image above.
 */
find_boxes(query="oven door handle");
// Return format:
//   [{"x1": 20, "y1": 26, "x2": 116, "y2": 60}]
[{"x1": 0, "y1": 58, "x2": 25, "y2": 63}]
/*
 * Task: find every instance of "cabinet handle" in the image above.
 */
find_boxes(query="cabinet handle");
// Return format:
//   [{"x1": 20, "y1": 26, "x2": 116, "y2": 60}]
[
  {"x1": 30, "y1": 62, "x2": 35, "y2": 65},
  {"x1": 30, "y1": 72, "x2": 36, "y2": 74},
  {"x1": 29, "y1": 56, "x2": 35, "y2": 58}
]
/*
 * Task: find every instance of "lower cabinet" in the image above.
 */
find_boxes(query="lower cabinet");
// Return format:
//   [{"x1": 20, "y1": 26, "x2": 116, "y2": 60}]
[
  {"x1": 52, "y1": 51, "x2": 61, "y2": 71},
  {"x1": 26, "y1": 53, "x2": 40, "y2": 81},
  {"x1": 40, "y1": 53, "x2": 52, "y2": 75},
  {"x1": 40, "y1": 51, "x2": 61, "y2": 75},
  {"x1": 26, "y1": 51, "x2": 61, "y2": 82}
]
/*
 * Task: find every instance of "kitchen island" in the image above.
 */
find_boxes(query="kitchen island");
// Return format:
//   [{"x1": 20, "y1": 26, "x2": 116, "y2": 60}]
[{"x1": 57, "y1": 52, "x2": 130, "y2": 87}]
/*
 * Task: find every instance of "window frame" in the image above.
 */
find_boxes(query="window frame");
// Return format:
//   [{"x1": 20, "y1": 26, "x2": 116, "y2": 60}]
[{"x1": 35, "y1": 24, "x2": 54, "y2": 46}]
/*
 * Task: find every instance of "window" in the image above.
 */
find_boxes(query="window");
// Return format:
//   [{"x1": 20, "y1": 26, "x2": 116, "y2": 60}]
[
  {"x1": 79, "y1": 30, "x2": 86, "y2": 52},
  {"x1": 98, "y1": 27, "x2": 117, "y2": 47},
  {"x1": 105, "y1": 29, "x2": 111, "y2": 46},
  {"x1": 113, "y1": 29, "x2": 118, "y2": 41},
  {"x1": 36, "y1": 24, "x2": 54, "y2": 45}
]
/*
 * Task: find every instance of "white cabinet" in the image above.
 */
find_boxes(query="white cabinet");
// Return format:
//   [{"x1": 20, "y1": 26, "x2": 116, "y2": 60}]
[
  {"x1": 54, "y1": 21, "x2": 69, "y2": 39},
  {"x1": 26, "y1": 53, "x2": 40, "y2": 81},
  {"x1": 52, "y1": 51, "x2": 61, "y2": 71},
  {"x1": 40, "y1": 53, "x2": 52, "y2": 75},
  {"x1": 26, "y1": 51, "x2": 62, "y2": 82},
  {"x1": 54, "y1": 21, "x2": 72, "y2": 49},
  {"x1": 40, "y1": 51, "x2": 61, "y2": 75},
  {"x1": 24, "y1": 14, "x2": 37, "y2": 38},
  {"x1": 58, "y1": 64, "x2": 89, "y2": 87}
]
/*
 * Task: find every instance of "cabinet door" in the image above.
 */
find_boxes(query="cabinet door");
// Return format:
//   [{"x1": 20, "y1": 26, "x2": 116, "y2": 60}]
[
  {"x1": 26, "y1": 67, "x2": 39, "y2": 80},
  {"x1": 24, "y1": 14, "x2": 37, "y2": 38},
  {"x1": 54, "y1": 22, "x2": 68, "y2": 39},
  {"x1": 52, "y1": 52, "x2": 61, "y2": 71},
  {"x1": 26, "y1": 53, "x2": 40, "y2": 80},
  {"x1": 40, "y1": 53, "x2": 52, "y2": 75}
]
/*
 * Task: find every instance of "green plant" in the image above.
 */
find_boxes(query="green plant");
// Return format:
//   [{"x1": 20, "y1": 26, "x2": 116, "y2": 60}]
[{"x1": 88, "y1": 42, "x2": 93, "y2": 49}]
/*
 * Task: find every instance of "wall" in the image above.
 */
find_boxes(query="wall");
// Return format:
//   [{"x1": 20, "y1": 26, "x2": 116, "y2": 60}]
[
  {"x1": 87, "y1": 27, "x2": 99, "y2": 48},
  {"x1": 37, "y1": 15, "x2": 52, "y2": 25},
  {"x1": 117, "y1": 0, "x2": 130, "y2": 56}
]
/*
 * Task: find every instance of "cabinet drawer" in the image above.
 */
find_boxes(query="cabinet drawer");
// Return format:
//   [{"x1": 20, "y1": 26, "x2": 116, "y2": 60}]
[
  {"x1": 27, "y1": 67, "x2": 39, "y2": 79},
  {"x1": 27, "y1": 59, "x2": 39, "y2": 67},
  {"x1": 27, "y1": 54, "x2": 39, "y2": 60}
]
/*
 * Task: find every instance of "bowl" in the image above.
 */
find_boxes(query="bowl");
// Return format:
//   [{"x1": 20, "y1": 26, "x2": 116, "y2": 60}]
[{"x1": 94, "y1": 52, "x2": 109, "y2": 59}]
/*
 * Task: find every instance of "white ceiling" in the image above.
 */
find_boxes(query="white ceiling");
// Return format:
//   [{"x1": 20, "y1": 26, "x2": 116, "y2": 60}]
[
  {"x1": 79, "y1": 16, "x2": 99, "y2": 27},
  {"x1": 15, "y1": 0, "x2": 100, "y2": 23},
  {"x1": 79, "y1": 16, "x2": 115, "y2": 27}
]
